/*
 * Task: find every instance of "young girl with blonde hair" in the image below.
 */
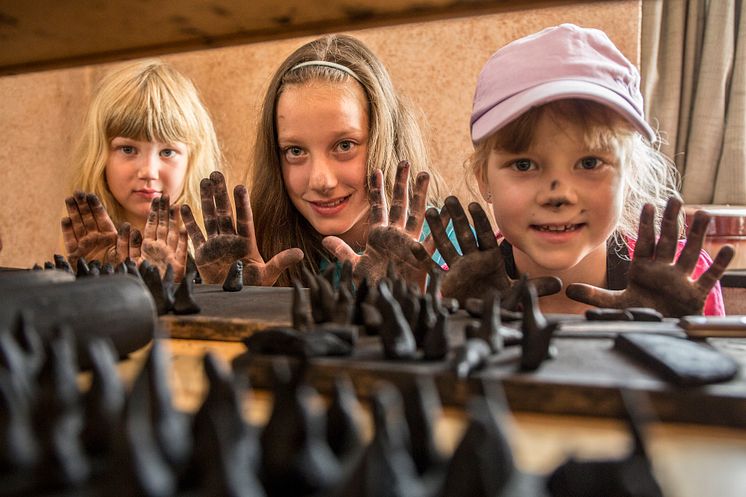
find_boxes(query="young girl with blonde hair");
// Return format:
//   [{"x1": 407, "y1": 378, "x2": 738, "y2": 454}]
[
  {"x1": 415, "y1": 24, "x2": 732, "y2": 316},
  {"x1": 61, "y1": 59, "x2": 222, "y2": 278}
]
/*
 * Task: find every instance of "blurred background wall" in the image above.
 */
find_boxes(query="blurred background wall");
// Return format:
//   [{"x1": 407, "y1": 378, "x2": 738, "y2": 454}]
[{"x1": 0, "y1": 1, "x2": 639, "y2": 267}]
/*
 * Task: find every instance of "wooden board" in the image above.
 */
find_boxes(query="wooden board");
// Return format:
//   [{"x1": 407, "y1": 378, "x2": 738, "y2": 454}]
[{"x1": 161, "y1": 285, "x2": 746, "y2": 427}]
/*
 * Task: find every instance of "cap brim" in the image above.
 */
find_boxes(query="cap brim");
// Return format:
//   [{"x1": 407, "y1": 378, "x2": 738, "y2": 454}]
[{"x1": 471, "y1": 80, "x2": 656, "y2": 143}]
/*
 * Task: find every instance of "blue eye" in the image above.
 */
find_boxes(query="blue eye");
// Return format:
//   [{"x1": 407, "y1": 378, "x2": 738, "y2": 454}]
[
  {"x1": 338, "y1": 140, "x2": 353, "y2": 152},
  {"x1": 121, "y1": 146, "x2": 135, "y2": 154},
  {"x1": 161, "y1": 149, "x2": 176, "y2": 158},
  {"x1": 513, "y1": 159, "x2": 534, "y2": 171},
  {"x1": 579, "y1": 157, "x2": 601, "y2": 170}
]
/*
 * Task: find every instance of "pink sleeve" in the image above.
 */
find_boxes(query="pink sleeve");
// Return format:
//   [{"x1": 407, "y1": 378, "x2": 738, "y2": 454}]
[{"x1": 690, "y1": 248, "x2": 726, "y2": 316}]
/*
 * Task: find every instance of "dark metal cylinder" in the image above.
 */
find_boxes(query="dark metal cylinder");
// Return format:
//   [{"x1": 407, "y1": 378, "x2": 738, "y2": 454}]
[{"x1": 0, "y1": 274, "x2": 156, "y2": 361}]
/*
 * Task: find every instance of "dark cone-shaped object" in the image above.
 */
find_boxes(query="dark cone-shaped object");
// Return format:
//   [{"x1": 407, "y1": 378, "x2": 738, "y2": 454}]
[
  {"x1": 0, "y1": 371, "x2": 40, "y2": 474},
  {"x1": 244, "y1": 328, "x2": 352, "y2": 358},
  {"x1": 161, "y1": 264, "x2": 175, "y2": 310},
  {"x1": 172, "y1": 269, "x2": 201, "y2": 315},
  {"x1": 413, "y1": 294, "x2": 436, "y2": 349},
  {"x1": 332, "y1": 285, "x2": 354, "y2": 325},
  {"x1": 141, "y1": 264, "x2": 170, "y2": 316},
  {"x1": 326, "y1": 376, "x2": 364, "y2": 460},
  {"x1": 33, "y1": 325, "x2": 90, "y2": 488},
  {"x1": 222, "y1": 260, "x2": 244, "y2": 292},
  {"x1": 437, "y1": 391, "x2": 516, "y2": 497},
  {"x1": 76, "y1": 257, "x2": 91, "y2": 278},
  {"x1": 44, "y1": 261, "x2": 55, "y2": 270},
  {"x1": 54, "y1": 254, "x2": 73, "y2": 273},
  {"x1": 190, "y1": 353, "x2": 265, "y2": 497},
  {"x1": 400, "y1": 376, "x2": 446, "y2": 475},
  {"x1": 124, "y1": 257, "x2": 142, "y2": 281},
  {"x1": 377, "y1": 281, "x2": 417, "y2": 360},
  {"x1": 303, "y1": 267, "x2": 335, "y2": 324},
  {"x1": 352, "y1": 277, "x2": 371, "y2": 326},
  {"x1": 260, "y1": 360, "x2": 341, "y2": 497},
  {"x1": 103, "y1": 344, "x2": 176, "y2": 497},
  {"x1": 547, "y1": 390, "x2": 664, "y2": 497},
  {"x1": 520, "y1": 278, "x2": 558, "y2": 372},
  {"x1": 291, "y1": 279, "x2": 312, "y2": 331},
  {"x1": 82, "y1": 338, "x2": 125, "y2": 457},
  {"x1": 452, "y1": 338, "x2": 491, "y2": 378},
  {"x1": 466, "y1": 292, "x2": 503, "y2": 353},
  {"x1": 144, "y1": 340, "x2": 192, "y2": 471},
  {"x1": 332, "y1": 383, "x2": 425, "y2": 497},
  {"x1": 339, "y1": 260, "x2": 354, "y2": 294},
  {"x1": 422, "y1": 306, "x2": 449, "y2": 360}
]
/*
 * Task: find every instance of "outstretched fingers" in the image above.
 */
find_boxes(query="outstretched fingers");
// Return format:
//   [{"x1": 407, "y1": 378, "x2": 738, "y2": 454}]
[
  {"x1": 368, "y1": 169, "x2": 387, "y2": 227},
  {"x1": 166, "y1": 205, "x2": 181, "y2": 252},
  {"x1": 64, "y1": 195, "x2": 86, "y2": 240},
  {"x1": 87, "y1": 194, "x2": 117, "y2": 233},
  {"x1": 469, "y1": 202, "x2": 498, "y2": 250},
  {"x1": 116, "y1": 223, "x2": 131, "y2": 263},
  {"x1": 633, "y1": 204, "x2": 656, "y2": 260},
  {"x1": 676, "y1": 210, "x2": 710, "y2": 275},
  {"x1": 445, "y1": 196, "x2": 477, "y2": 255},
  {"x1": 129, "y1": 228, "x2": 143, "y2": 261},
  {"x1": 74, "y1": 191, "x2": 98, "y2": 234},
  {"x1": 655, "y1": 197, "x2": 683, "y2": 263},
  {"x1": 156, "y1": 195, "x2": 170, "y2": 241},
  {"x1": 694, "y1": 245, "x2": 735, "y2": 293},
  {"x1": 211, "y1": 171, "x2": 236, "y2": 235},
  {"x1": 200, "y1": 177, "x2": 218, "y2": 237},
  {"x1": 388, "y1": 161, "x2": 410, "y2": 229},
  {"x1": 181, "y1": 204, "x2": 206, "y2": 248},
  {"x1": 61, "y1": 217, "x2": 78, "y2": 254},
  {"x1": 143, "y1": 198, "x2": 159, "y2": 241},
  {"x1": 424, "y1": 206, "x2": 459, "y2": 265},
  {"x1": 404, "y1": 170, "x2": 429, "y2": 237},
  {"x1": 234, "y1": 185, "x2": 258, "y2": 251}
]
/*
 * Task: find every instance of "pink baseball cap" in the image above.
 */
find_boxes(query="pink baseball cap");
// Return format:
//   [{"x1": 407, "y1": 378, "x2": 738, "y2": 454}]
[{"x1": 471, "y1": 23, "x2": 655, "y2": 143}]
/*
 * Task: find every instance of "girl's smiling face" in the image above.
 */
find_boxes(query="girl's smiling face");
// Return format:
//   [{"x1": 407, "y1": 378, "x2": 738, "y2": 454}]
[
  {"x1": 105, "y1": 137, "x2": 189, "y2": 229},
  {"x1": 277, "y1": 81, "x2": 370, "y2": 250},
  {"x1": 478, "y1": 111, "x2": 625, "y2": 277}
]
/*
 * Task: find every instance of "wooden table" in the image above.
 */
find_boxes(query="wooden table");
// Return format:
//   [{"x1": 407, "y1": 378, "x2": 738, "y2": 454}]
[{"x1": 117, "y1": 337, "x2": 746, "y2": 497}]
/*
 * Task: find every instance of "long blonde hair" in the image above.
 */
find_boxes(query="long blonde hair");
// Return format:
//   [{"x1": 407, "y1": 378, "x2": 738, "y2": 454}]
[
  {"x1": 466, "y1": 99, "x2": 682, "y2": 247},
  {"x1": 250, "y1": 34, "x2": 444, "y2": 285},
  {"x1": 71, "y1": 59, "x2": 222, "y2": 228}
]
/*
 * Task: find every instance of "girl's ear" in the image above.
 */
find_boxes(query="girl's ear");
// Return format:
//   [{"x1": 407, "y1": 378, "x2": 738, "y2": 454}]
[{"x1": 474, "y1": 169, "x2": 492, "y2": 204}]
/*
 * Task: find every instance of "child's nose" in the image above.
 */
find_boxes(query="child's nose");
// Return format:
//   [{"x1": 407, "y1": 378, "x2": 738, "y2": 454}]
[
  {"x1": 137, "y1": 153, "x2": 160, "y2": 180},
  {"x1": 537, "y1": 178, "x2": 577, "y2": 208},
  {"x1": 308, "y1": 157, "x2": 337, "y2": 192}
]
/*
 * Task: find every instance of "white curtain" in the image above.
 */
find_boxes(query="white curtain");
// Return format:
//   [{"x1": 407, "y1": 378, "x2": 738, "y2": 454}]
[{"x1": 641, "y1": 0, "x2": 745, "y2": 204}]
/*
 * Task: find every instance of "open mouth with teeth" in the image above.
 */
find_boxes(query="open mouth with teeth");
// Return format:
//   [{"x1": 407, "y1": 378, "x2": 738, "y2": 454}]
[
  {"x1": 532, "y1": 223, "x2": 584, "y2": 232},
  {"x1": 310, "y1": 194, "x2": 352, "y2": 210}
]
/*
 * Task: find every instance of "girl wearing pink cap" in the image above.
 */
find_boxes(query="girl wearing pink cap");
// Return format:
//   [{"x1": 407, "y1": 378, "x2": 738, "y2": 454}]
[{"x1": 416, "y1": 24, "x2": 732, "y2": 316}]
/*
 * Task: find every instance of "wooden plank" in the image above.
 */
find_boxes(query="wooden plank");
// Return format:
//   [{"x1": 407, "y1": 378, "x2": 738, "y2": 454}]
[{"x1": 0, "y1": 0, "x2": 598, "y2": 75}]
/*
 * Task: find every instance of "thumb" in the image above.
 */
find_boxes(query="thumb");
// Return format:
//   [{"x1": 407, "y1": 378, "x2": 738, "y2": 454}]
[
  {"x1": 565, "y1": 283, "x2": 623, "y2": 309},
  {"x1": 322, "y1": 236, "x2": 361, "y2": 266},
  {"x1": 263, "y1": 248, "x2": 305, "y2": 284}
]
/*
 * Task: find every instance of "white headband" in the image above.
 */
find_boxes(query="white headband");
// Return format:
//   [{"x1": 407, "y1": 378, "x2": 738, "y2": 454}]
[{"x1": 289, "y1": 60, "x2": 362, "y2": 83}]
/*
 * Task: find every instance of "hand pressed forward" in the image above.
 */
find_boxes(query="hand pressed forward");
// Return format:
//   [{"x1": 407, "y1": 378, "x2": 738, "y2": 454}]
[
  {"x1": 181, "y1": 171, "x2": 303, "y2": 285},
  {"x1": 140, "y1": 195, "x2": 188, "y2": 281},
  {"x1": 566, "y1": 198, "x2": 734, "y2": 317},
  {"x1": 61, "y1": 191, "x2": 119, "y2": 268},
  {"x1": 411, "y1": 196, "x2": 561, "y2": 309},
  {"x1": 322, "y1": 161, "x2": 440, "y2": 289}
]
